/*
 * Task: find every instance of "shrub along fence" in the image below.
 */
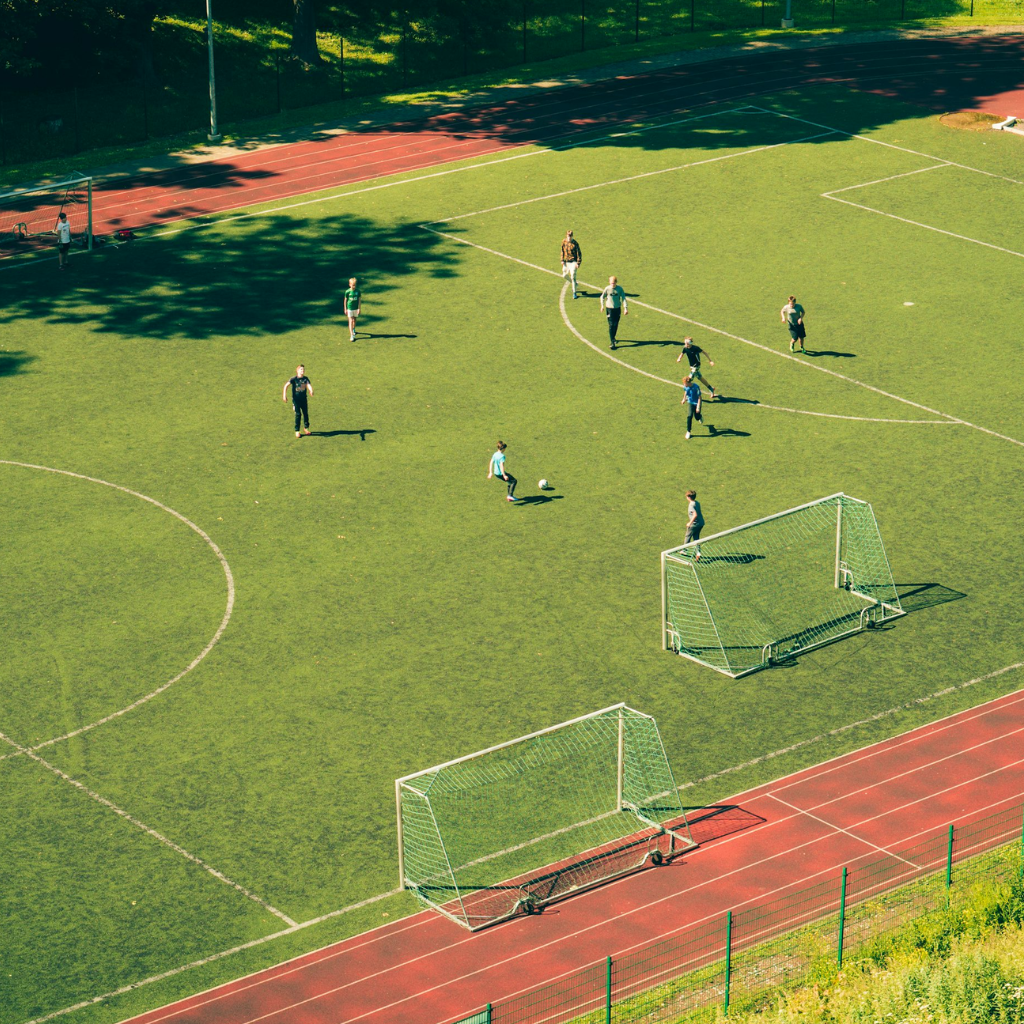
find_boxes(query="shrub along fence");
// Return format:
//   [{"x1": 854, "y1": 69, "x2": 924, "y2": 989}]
[
  {"x1": 0, "y1": 0, "x2": 1013, "y2": 166},
  {"x1": 446, "y1": 801, "x2": 1024, "y2": 1024}
]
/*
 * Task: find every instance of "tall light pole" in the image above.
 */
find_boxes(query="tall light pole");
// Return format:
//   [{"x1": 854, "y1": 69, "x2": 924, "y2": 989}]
[
  {"x1": 206, "y1": 0, "x2": 222, "y2": 142},
  {"x1": 782, "y1": 0, "x2": 794, "y2": 26}
]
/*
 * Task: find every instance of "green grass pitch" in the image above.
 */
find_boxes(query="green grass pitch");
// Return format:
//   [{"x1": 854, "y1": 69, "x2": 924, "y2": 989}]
[{"x1": 1, "y1": 83, "x2": 1023, "y2": 1024}]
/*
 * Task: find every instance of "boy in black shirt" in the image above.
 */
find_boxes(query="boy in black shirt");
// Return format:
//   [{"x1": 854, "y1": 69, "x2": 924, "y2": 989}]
[
  {"x1": 676, "y1": 337, "x2": 716, "y2": 399},
  {"x1": 282, "y1": 364, "x2": 314, "y2": 437}
]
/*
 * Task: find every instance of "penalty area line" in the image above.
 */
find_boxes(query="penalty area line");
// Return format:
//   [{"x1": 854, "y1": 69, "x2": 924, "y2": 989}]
[{"x1": 0, "y1": 729, "x2": 296, "y2": 928}]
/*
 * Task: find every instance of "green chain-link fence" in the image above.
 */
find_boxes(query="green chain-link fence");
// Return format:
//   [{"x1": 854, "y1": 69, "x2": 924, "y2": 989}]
[{"x1": 446, "y1": 801, "x2": 1024, "y2": 1024}]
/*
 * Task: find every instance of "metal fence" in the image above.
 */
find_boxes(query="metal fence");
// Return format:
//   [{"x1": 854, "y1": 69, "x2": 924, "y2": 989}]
[
  {"x1": 0, "y1": 0, "x2": 1008, "y2": 167},
  {"x1": 448, "y1": 802, "x2": 1024, "y2": 1024}
]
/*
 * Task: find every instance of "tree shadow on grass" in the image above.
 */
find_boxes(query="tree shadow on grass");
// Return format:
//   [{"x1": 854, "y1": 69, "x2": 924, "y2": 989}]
[
  {"x1": 895, "y1": 583, "x2": 966, "y2": 614},
  {"x1": 0, "y1": 213, "x2": 460, "y2": 342},
  {"x1": 0, "y1": 351, "x2": 36, "y2": 377}
]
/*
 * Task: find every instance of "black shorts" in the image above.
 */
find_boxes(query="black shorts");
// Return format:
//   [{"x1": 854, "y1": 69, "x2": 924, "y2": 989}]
[
  {"x1": 58, "y1": 242, "x2": 71, "y2": 254},
  {"x1": 787, "y1": 322, "x2": 806, "y2": 340}
]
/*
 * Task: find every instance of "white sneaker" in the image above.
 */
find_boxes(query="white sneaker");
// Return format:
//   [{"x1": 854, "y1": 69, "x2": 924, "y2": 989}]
[
  {"x1": 685, "y1": 431, "x2": 691, "y2": 440},
  {"x1": 295, "y1": 431, "x2": 301, "y2": 438}
]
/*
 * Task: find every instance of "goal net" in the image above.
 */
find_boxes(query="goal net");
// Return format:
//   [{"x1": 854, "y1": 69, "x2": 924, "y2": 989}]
[
  {"x1": 662, "y1": 493, "x2": 902, "y2": 678},
  {"x1": 1, "y1": 175, "x2": 93, "y2": 260},
  {"x1": 396, "y1": 704, "x2": 695, "y2": 930}
]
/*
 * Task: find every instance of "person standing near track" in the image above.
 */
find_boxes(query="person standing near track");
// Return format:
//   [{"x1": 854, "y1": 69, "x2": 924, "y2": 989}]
[
  {"x1": 560, "y1": 230, "x2": 582, "y2": 300},
  {"x1": 487, "y1": 440, "x2": 519, "y2": 502},
  {"x1": 685, "y1": 490, "x2": 705, "y2": 561},
  {"x1": 53, "y1": 211, "x2": 71, "y2": 270},
  {"x1": 345, "y1": 277, "x2": 362, "y2": 342},
  {"x1": 600, "y1": 275, "x2": 628, "y2": 350},
  {"x1": 283, "y1": 364, "x2": 314, "y2": 438},
  {"x1": 676, "y1": 338, "x2": 716, "y2": 399},
  {"x1": 682, "y1": 376, "x2": 703, "y2": 440},
  {"x1": 781, "y1": 295, "x2": 806, "y2": 353}
]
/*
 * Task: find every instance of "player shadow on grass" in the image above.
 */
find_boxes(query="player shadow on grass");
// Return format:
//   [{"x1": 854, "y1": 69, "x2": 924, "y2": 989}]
[
  {"x1": 803, "y1": 349, "x2": 856, "y2": 358},
  {"x1": 0, "y1": 351, "x2": 35, "y2": 377},
  {"x1": 309, "y1": 428, "x2": 376, "y2": 440},
  {"x1": 352, "y1": 329, "x2": 418, "y2": 341},
  {"x1": 895, "y1": 583, "x2": 967, "y2": 614},
  {"x1": 515, "y1": 494, "x2": 564, "y2": 506},
  {"x1": 0, "y1": 213, "x2": 461, "y2": 341}
]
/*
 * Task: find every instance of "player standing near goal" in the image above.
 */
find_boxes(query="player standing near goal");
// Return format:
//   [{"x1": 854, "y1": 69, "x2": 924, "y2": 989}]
[
  {"x1": 283, "y1": 364, "x2": 314, "y2": 438},
  {"x1": 685, "y1": 490, "x2": 705, "y2": 561},
  {"x1": 600, "y1": 276, "x2": 628, "y2": 350},
  {"x1": 54, "y1": 212, "x2": 71, "y2": 270},
  {"x1": 781, "y1": 295, "x2": 806, "y2": 353},
  {"x1": 676, "y1": 338, "x2": 716, "y2": 399},
  {"x1": 487, "y1": 441, "x2": 519, "y2": 502},
  {"x1": 345, "y1": 277, "x2": 362, "y2": 342},
  {"x1": 560, "y1": 230, "x2": 582, "y2": 299},
  {"x1": 682, "y1": 376, "x2": 703, "y2": 440}
]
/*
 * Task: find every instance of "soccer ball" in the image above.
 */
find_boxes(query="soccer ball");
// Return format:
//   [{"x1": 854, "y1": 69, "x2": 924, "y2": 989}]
[{"x1": 538, "y1": 479, "x2": 549, "y2": 490}]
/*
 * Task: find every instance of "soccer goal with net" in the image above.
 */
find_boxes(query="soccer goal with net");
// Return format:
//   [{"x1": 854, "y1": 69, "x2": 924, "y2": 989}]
[
  {"x1": 396, "y1": 704, "x2": 695, "y2": 930},
  {"x1": 662, "y1": 493, "x2": 903, "y2": 678},
  {"x1": 1, "y1": 174, "x2": 93, "y2": 259}
]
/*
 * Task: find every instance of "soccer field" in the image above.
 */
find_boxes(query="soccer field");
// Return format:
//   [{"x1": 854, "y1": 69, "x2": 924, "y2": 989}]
[{"x1": 1, "y1": 82, "x2": 1023, "y2": 1024}]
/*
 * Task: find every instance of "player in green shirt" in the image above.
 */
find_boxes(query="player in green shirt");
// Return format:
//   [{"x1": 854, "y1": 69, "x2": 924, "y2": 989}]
[{"x1": 345, "y1": 277, "x2": 362, "y2": 342}]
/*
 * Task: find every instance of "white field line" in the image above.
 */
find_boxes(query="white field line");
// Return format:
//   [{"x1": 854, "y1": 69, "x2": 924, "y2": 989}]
[
  {"x1": 326, "y1": 762, "x2": 1024, "y2": 1024},
  {"x1": 34, "y1": 682, "x2": 1024, "y2": 1024},
  {"x1": 426, "y1": 225, "x2": 1024, "y2": 447},
  {"x1": 823, "y1": 161, "x2": 951, "y2": 195},
  {"x1": 428, "y1": 130, "x2": 838, "y2": 225},
  {"x1": 679, "y1": 662, "x2": 1024, "y2": 791},
  {"x1": 822, "y1": 194, "x2": 1024, "y2": 260},
  {"x1": 0, "y1": 728, "x2": 295, "y2": 927},
  {"x1": 766, "y1": 792, "x2": 920, "y2": 868},
  {"x1": 557, "y1": 284, "x2": 952, "y2": 424},
  {"x1": 748, "y1": 103, "x2": 1024, "y2": 186},
  {"x1": 0, "y1": 460, "x2": 235, "y2": 761}
]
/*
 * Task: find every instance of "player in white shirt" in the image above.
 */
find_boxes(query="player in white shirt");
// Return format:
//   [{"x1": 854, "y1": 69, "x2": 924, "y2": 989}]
[{"x1": 54, "y1": 212, "x2": 72, "y2": 270}]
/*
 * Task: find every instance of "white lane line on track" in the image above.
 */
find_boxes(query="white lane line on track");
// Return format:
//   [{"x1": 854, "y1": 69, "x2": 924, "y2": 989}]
[
  {"x1": 766, "y1": 792, "x2": 920, "y2": 868},
  {"x1": 324, "y1": 764, "x2": 1024, "y2": 1024},
  {"x1": 0, "y1": 728, "x2": 295, "y2": 927},
  {"x1": 0, "y1": 460, "x2": 234, "y2": 761},
  {"x1": 557, "y1": 284, "x2": 953, "y2": 424},
  {"x1": 29, "y1": 683, "x2": 1024, "y2": 1024}
]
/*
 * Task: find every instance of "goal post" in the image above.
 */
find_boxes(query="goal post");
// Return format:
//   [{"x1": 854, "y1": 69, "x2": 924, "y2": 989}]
[
  {"x1": 662, "y1": 493, "x2": 903, "y2": 678},
  {"x1": 396, "y1": 704, "x2": 695, "y2": 930},
  {"x1": 1, "y1": 174, "x2": 93, "y2": 260}
]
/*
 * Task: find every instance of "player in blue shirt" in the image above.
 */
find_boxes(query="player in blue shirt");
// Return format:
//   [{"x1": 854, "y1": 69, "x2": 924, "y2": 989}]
[
  {"x1": 682, "y1": 377, "x2": 702, "y2": 440},
  {"x1": 487, "y1": 441, "x2": 519, "y2": 502}
]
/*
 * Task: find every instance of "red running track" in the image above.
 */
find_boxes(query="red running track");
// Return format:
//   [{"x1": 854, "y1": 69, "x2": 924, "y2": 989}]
[
  {"x1": 123, "y1": 686, "x2": 1024, "y2": 1024},
  {"x1": 6, "y1": 35, "x2": 1024, "y2": 251}
]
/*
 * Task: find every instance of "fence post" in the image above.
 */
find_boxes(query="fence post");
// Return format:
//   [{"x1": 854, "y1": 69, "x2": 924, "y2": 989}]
[
  {"x1": 605, "y1": 955, "x2": 612, "y2": 1024},
  {"x1": 402, "y1": 18, "x2": 407, "y2": 84},
  {"x1": 945, "y1": 823, "x2": 954, "y2": 904},
  {"x1": 275, "y1": 53, "x2": 282, "y2": 112},
  {"x1": 0, "y1": 90, "x2": 5, "y2": 166},
  {"x1": 73, "y1": 86, "x2": 81, "y2": 153},
  {"x1": 724, "y1": 909, "x2": 732, "y2": 1014},
  {"x1": 141, "y1": 76, "x2": 149, "y2": 139},
  {"x1": 761, "y1": 0, "x2": 765, "y2": 25},
  {"x1": 831, "y1": 0, "x2": 836, "y2": 23},
  {"x1": 581, "y1": 0, "x2": 586, "y2": 51},
  {"x1": 522, "y1": 0, "x2": 527, "y2": 62},
  {"x1": 635, "y1": 0, "x2": 640, "y2": 40},
  {"x1": 690, "y1": 0, "x2": 695, "y2": 31},
  {"x1": 339, "y1": 34, "x2": 345, "y2": 100},
  {"x1": 486, "y1": 1003, "x2": 493, "y2": 1024},
  {"x1": 837, "y1": 866, "x2": 848, "y2": 968}
]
